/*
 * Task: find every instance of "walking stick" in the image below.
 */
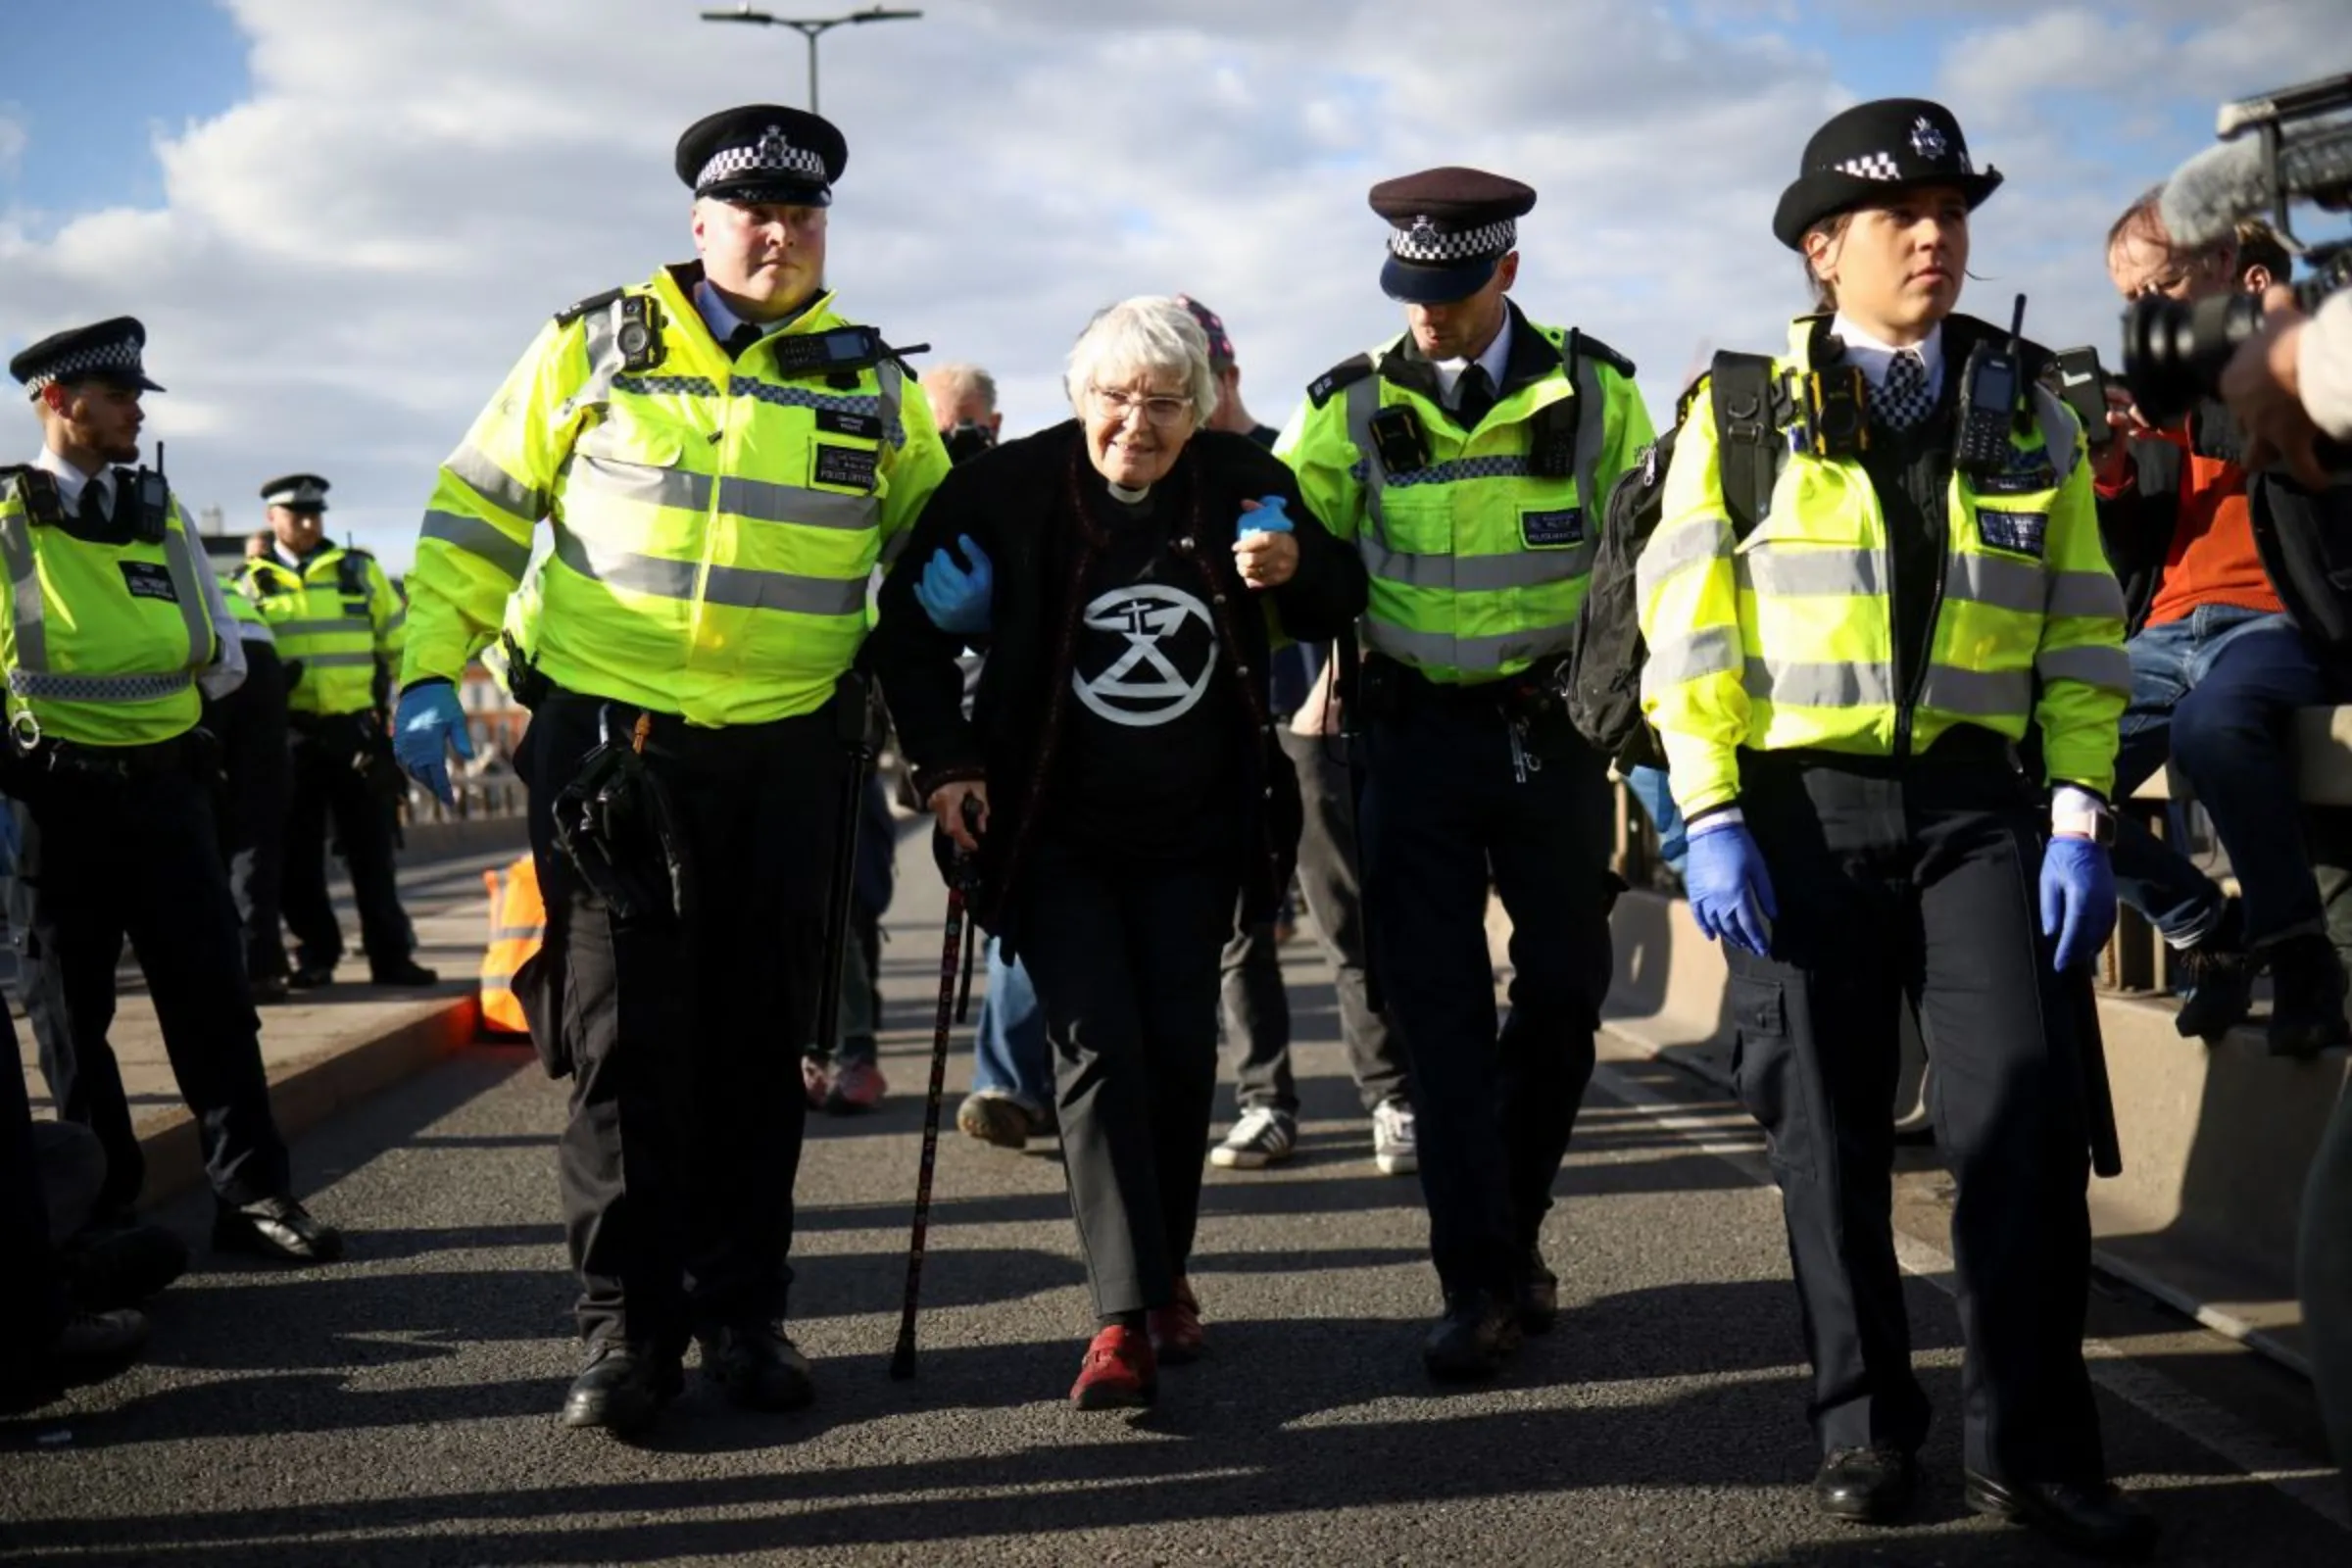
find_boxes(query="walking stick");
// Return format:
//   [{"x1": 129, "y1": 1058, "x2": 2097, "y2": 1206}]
[
  {"x1": 813, "y1": 674, "x2": 879, "y2": 1068},
  {"x1": 889, "y1": 800, "x2": 981, "y2": 1381}
]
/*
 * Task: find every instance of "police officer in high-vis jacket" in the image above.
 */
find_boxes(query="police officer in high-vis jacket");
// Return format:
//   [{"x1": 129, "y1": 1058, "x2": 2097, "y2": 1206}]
[
  {"x1": 208, "y1": 545, "x2": 294, "y2": 1002},
  {"x1": 2, "y1": 318, "x2": 340, "y2": 1264},
  {"x1": 238, "y1": 473, "x2": 432, "y2": 990},
  {"x1": 1638, "y1": 101, "x2": 2156, "y2": 1559},
  {"x1": 393, "y1": 106, "x2": 950, "y2": 1438},
  {"x1": 1282, "y1": 170, "x2": 1654, "y2": 1380}
]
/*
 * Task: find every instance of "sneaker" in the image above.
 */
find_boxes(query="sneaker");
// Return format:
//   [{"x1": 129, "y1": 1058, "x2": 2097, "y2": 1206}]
[
  {"x1": 1069, "y1": 1323, "x2": 1155, "y2": 1409},
  {"x1": 1148, "y1": 1277, "x2": 1204, "y2": 1365},
  {"x1": 826, "y1": 1060, "x2": 887, "y2": 1114},
  {"x1": 2266, "y1": 933, "x2": 2352, "y2": 1059},
  {"x1": 957, "y1": 1092, "x2": 1036, "y2": 1150},
  {"x1": 801, "y1": 1056, "x2": 830, "y2": 1110},
  {"x1": 1371, "y1": 1098, "x2": 1417, "y2": 1176},
  {"x1": 2174, "y1": 899, "x2": 2255, "y2": 1040},
  {"x1": 1209, "y1": 1106, "x2": 1297, "y2": 1169}
]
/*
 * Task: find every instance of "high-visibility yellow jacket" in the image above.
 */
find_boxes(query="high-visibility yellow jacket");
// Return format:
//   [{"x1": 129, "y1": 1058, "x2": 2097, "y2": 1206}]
[
  {"x1": 1637, "y1": 316, "x2": 2130, "y2": 815},
  {"x1": 0, "y1": 471, "x2": 219, "y2": 747},
  {"x1": 218, "y1": 568, "x2": 270, "y2": 634},
  {"x1": 1280, "y1": 308, "x2": 1654, "y2": 685},
  {"x1": 400, "y1": 264, "x2": 951, "y2": 726},
  {"x1": 239, "y1": 545, "x2": 403, "y2": 716}
]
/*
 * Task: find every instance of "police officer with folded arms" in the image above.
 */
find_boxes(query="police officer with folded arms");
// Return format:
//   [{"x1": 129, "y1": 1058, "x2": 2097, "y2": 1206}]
[
  {"x1": 1282, "y1": 170, "x2": 1653, "y2": 1379},
  {"x1": 237, "y1": 473, "x2": 433, "y2": 991},
  {"x1": 2, "y1": 318, "x2": 340, "y2": 1263},
  {"x1": 1637, "y1": 100, "x2": 2155, "y2": 1558},
  {"x1": 394, "y1": 106, "x2": 950, "y2": 1438},
  {"x1": 208, "y1": 536, "x2": 296, "y2": 1003}
]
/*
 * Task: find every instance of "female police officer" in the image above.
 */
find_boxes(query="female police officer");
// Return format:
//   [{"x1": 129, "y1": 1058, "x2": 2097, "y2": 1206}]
[{"x1": 1636, "y1": 101, "x2": 2156, "y2": 1559}]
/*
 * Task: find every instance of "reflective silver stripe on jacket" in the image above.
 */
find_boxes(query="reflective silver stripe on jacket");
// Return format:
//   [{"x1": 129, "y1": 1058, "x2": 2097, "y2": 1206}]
[
  {"x1": 444, "y1": 443, "x2": 547, "y2": 522},
  {"x1": 1742, "y1": 657, "x2": 1895, "y2": 709},
  {"x1": 564, "y1": 455, "x2": 880, "y2": 531},
  {"x1": 2045, "y1": 568, "x2": 2126, "y2": 620},
  {"x1": 1739, "y1": 546, "x2": 1884, "y2": 599},
  {"x1": 1359, "y1": 538, "x2": 1592, "y2": 592},
  {"x1": 302, "y1": 652, "x2": 381, "y2": 670},
  {"x1": 420, "y1": 510, "x2": 532, "y2": 577},
  {"x1": 1917, "y1": 662, "x2": 2033, "y2": 717},
  {"x1": 1942, "y1": 552, "x2": 2044, "y2": 615},
  {"x1": 274, "y1": 615, "x2": 370, "y2": 636},
  {"x1": 1360, "y1": 617, "x2": 1578, "y2": 674},
  {"x1": 551, "y1": 523, "x2": 865, "y2": 616},
  {"x1": 2036, "y1": 643, "x2": 2132, "y2": 691},
  {"x1": 1636, "y1": 514, "x2": 1731, "y2": 596},
  {"x1": 1642, "y1": 624, "x2": 1745, "y2": 689}
]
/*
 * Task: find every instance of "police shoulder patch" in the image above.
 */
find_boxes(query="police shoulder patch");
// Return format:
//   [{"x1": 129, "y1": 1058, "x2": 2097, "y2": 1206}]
[
  {"x1": 553, "y1": 286, "x2": 628, "y2": 326},
  {"x1": 1306, "y1": 353, "x2": 1375, "y2": 409},
  {"x1": 1569, "y1": 329, "x2": 1638, "y2": 380}
]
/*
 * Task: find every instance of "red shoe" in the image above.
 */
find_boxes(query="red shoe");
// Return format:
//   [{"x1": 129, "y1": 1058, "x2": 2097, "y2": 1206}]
[
  {"x1": 1148, "y1": 1277, "x2": 1204, "y2": 1365},
  {"x1": 826, "y1": 1060, "x2": 887, "y2": 1114},
  {"x1": 800, "y1": 1057, "x2": 830, "y2": 1110},
  {"x1": 1069, "y1": 1324, "x2": 1156, "y2": 1409}
]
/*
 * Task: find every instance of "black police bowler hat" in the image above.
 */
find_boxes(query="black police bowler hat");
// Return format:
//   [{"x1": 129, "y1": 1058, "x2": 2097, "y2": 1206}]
[
  {"x1": 675, "y1": 105, "x2": 847, "y2": 208},
  {"x1": 8, "y1": 317, "x2": 166, "y2": 396},
  {"x1": 1771, "y1": 98, "x2": 2003, "y2": 251},
  {"x1": 1369, "y1": 168, "x2": 1538, "y2": 304}
]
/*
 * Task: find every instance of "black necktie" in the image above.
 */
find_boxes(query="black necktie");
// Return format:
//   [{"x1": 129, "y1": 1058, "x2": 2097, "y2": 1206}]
[
  {"x1": 1455, "y1": 364, "x2": 1494, "y2": 428},
  {"x1": 76, "y1": 477, "x2": 108, "y2": 528},
  {"x1": 725, "y1": 321, "x2": 762, "y2": 362}
]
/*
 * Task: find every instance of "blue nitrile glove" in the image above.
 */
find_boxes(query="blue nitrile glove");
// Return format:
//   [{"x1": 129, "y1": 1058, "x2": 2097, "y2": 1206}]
[
  {"x1": 2039, "y1": 835, "x2": 2116, "y2": 974},
  {"x1": 1685, "y1": 818, "x2": 1778, "y2": 957},
  {"x1": 914, "y1": 533, "x2": 993, "y2": 636},
  {"x1": 394, "y1": 681, "x2": 474, "y2": 808},
  {"x1": 1242, "y1": 494, "x2": 1295, "y2": 535}
]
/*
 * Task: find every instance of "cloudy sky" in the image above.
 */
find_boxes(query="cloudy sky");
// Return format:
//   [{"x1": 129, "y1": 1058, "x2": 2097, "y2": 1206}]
[{"x1": 2, "y1": 0, "x2": 2346, "y2": 566}]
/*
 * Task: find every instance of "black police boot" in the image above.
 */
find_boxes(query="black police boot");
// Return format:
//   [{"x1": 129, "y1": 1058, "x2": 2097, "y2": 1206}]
[
  {"x1": 1422, "y1": 1291, "x2": 1521, "y2": 1382},
  {"x1": 287, "y1": 961, "x2": 336, "y2": 990},
  {"x1": 561, "y1": 1343, "x2": 683, "y2": 1437},
  {"x1": 2265, "y1": 934, "x2": 2351, "y2": 1059},
  {"x1": 1964, "y1": 1473, "x2": 2159, "y2": 1561},
  {"x1": 212, "y1": 1195, "x2": 345, "y2": 1264},
  {"x1": 62, "y1": 1219, "x2": 190, "y2": 1310},
  {"x1": 700, "y1": 1321, "x2": 815, "y2": 1412},
  {"x1": 252, "y1": 974, "x2": 292, "y2": 1005},
  {"x1": 0, "y1": 1308, "x2": 151, "y2": 1415},
  {"x1": 368, "y1": 958, "x2": 440, "y2": 987},
  {"x1": 2172, "y1": 899, "x2": 2255, "y2": 1039},
  {"x1": 1813, "y1": 1445, "x2": 1919, "y2": 1524},
  {"x1": 1514, "y1": 1249, "x2": 1559, "y2": 1336}
]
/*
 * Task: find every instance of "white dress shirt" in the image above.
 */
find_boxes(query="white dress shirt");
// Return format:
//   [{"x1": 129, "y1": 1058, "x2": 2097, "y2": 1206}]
[
  {"x1": 1428, "y1": 318, "x2": 1517, "y2": 412},
  {"x1": 29, "y1": 446, "x2": 247, "y2": 699},
  {"x1": 1828, "y1": 314, "x2": 1945, "y2": 400}
]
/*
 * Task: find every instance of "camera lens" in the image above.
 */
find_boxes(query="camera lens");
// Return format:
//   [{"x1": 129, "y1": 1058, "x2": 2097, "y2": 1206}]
[{"x1": 2120, "y1": 293, "x2": 2266, "y2": 423}]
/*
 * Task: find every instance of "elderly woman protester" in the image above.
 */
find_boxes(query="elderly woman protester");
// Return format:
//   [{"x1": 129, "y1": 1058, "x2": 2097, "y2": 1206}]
[{"x1": 866, "y1": 297, "x2": 1366, "y2": 1408}]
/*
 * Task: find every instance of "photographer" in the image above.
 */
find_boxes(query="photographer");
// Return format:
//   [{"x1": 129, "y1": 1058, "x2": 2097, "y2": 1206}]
[
  {"x1": 2222, "y1": 286, "x2": 2352, "y2": 484},
  {"x1": 2097, "y1": 192, "x2": 2352, "y2": 1056}
]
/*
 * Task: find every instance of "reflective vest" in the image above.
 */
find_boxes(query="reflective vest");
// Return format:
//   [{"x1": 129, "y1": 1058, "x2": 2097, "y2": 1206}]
[
  {"x1": 1635, "y1": 316, "x2": 2132, "y2": 815},
  {"x1": 218, "y1": 568, "x2": 272, "y2": 636},
  {"x1": 240, "y1": 546, "x2": 403, "y2": 716},
  {"x1": 402, "y1": 265, "x2": 953, "y2": 726},
  {"x1": 479, "y1": 854, "x2": 544, "y2": 1035},
  {"x1": 1281, "y1": 314, "x2": 1655, "y2": 685},
  {"x1": 0, "y1": 471, "x2": 218, "y2": 748}
]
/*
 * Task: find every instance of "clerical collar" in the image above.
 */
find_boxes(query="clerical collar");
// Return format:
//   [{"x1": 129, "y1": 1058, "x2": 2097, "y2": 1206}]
[{"x1": 1105, "y1": 480, "x2": 1151, "y2": 506}]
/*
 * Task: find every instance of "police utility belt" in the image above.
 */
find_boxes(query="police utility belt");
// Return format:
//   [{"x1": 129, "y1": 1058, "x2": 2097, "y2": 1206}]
[{"x1": 16, "y1": 730, "x2": 209, "y2": 781}]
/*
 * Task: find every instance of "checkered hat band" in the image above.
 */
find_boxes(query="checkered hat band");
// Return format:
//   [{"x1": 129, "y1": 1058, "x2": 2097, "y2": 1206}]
[
  {"x1": 1833, "y1": 153, "x2": 1902, "y2": 181},
  {"x1": 697, "y1": 136, "x2": 827, "y2": 191},
  {"x1": 1390, "y1": 218, "x2": 1515, "y2": 264},
  {"x1": 23, "y1": 339, "x2": 141, "y2": 392}
]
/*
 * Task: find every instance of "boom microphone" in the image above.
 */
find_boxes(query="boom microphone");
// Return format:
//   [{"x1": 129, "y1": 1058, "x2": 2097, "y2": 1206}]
[{"x1": 2159, "y1": 116, "x2": 2352, "y2": 249}]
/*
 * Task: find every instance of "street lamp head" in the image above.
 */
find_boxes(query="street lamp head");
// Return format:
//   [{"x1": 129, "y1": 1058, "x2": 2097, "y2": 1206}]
[
  {"x1": 699, "y1": 7, "x2": 776, "y2": 22},
  {"x1": 852, "y1": 7, "x2": 924, "y2": 20}
]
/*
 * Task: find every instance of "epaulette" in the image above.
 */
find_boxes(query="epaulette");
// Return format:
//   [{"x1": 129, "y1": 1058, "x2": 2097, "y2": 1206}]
[
  {"x1": 553, "y1": 286, "x2": 628, "y2": 326},
  {"x1": 1567, "y1": 329, "x2": 1637, "y2": 380},
  {"x1": 1306, "y1": 353, "x2": 1375, "y2": 409}
]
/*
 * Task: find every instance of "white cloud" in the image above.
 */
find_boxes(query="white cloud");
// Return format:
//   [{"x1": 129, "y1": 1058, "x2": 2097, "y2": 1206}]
[{"x1": 0, "y1": 0, "x2": 2342, "y2": 565}]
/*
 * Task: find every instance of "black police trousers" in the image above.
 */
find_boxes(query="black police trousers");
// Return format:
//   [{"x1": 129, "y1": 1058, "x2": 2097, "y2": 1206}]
[
  {"x1": 283, "y1": 711, "x2": 408, "y2": 975},
  {"x1": 1360, "y1": 683, "x2": 1615, "y2": 1300},
  {"x1": 518, "y1": 691, "x2": 844, "y2": 1353},
  {"x1": 207, "y1": 641, "x2": 293, "y2": 983},
  {"x1": 1013, "y1": 836, "x2": 1237, "y2": 1317},
  {"x1": 17, "y1": 751, "x2": 288, "y2": 1215},
  {"x1": 1725, "y1": 745, "x2": 2106, "y2": 1486}
]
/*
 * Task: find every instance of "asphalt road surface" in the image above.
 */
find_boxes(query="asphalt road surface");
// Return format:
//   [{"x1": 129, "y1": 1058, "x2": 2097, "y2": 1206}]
[{"x1": 3, "y1": 823, "x2": 2347, "y2": 1566}]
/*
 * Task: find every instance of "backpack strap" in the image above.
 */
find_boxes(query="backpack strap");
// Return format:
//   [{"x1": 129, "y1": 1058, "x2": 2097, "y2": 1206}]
[{"x1": 1707, "y1": 350, "x2": 1783, "y2": 539}]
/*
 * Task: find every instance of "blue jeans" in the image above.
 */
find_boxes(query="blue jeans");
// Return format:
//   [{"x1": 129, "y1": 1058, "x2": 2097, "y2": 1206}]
[
  {"x1": 970, "y1": 934, "x2": 1054, "y2": 1111},
  {"x1": 1626, "y1": 764, "x2": 1689, "y2": 874},
  {"x1": 2111, "y1": 605, "x2": 2333, "y2": 948}
]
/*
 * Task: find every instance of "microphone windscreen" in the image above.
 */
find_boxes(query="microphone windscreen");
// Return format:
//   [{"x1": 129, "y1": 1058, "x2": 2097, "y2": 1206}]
[{"x1": 2159, "y1": 139, "x2": 2268, "y2": 250}]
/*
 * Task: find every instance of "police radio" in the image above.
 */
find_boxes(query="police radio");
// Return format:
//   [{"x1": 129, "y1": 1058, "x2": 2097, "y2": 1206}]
[
  {"x1": 129, "y1": 442, "x2": 170, "y2": 545},
  {"x1": 1957, "y1": 294, "x2": 2030, "y2": 474}
]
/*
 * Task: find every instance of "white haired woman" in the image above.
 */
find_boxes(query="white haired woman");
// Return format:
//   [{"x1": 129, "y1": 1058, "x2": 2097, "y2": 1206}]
[{"x1": 867, "y1": 297, "x2": 1366, "y2": 1407}]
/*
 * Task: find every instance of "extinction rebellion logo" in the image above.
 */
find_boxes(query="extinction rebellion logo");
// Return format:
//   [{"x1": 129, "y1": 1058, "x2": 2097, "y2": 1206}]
[{"x1": 1071, "y1": 583, "x2": 1218, "y2": 727}]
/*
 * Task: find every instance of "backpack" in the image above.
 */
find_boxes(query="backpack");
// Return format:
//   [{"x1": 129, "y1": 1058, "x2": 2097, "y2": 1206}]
[{"x1": 1566, "y1": 351, "x2": 1784, "y2": 771}]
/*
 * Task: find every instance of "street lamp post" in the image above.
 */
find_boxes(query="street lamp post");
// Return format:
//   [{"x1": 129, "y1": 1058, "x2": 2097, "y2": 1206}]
[{"x1": 699, "y1": 5, "x2": 923, "y2": 116}]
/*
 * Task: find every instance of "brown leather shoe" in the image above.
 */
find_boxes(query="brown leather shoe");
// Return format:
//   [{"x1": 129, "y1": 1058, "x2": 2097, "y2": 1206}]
[{"x1": 1148, "y1": 1277, "x2": 1204, "y2": 1365}]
